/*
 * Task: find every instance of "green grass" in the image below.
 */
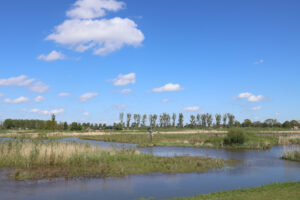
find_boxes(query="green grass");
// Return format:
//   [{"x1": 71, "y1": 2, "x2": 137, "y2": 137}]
[
  {"x1": 164, "y1": 182, "x2": 300, "y2": 200},
  {"x1": 282, "y1": 149, "x2": 300, "y2": 162},
  {"x1": 80, "y1": 131, "x2": 278, "y2": 150},
  {"x1": 0, "y1": 139, "x2": 236, "y2": 180}
]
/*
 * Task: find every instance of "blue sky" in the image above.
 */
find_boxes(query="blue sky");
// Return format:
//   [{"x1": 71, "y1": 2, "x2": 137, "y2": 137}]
[{"x1": 0, "y1": 0, "x2": 300, "y2": 124}]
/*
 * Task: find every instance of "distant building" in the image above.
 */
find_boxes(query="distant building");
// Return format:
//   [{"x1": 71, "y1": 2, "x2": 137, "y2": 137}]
[{"x1": 293, "y1": 126, "x2": 299, "y2": 130}]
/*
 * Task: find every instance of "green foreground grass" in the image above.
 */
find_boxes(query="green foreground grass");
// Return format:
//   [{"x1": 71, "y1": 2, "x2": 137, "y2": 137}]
[
  {"x1": 162, "y1": 182, "x2": 300, "y2": 200},
  {"x1": 80, "y1": 132, "x2": 279, "y2": 150},
  {"x1": 0, "y1": 140, "x2": 236, "y2": 180}
]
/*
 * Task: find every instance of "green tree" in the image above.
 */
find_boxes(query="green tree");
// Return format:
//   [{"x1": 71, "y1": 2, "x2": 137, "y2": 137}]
[
  {"x1": 283, "y1": 121, "x2": 291, "y2": 129},
  {"x1": 126, "y1": 113, "x2": 131, "y2": 128},
  {"x1": 215, "y1": 114, "x2": 221, "y2": 128},
  {"x1": 172, "y1": 113, "x2": 176, "y2": 127},
  {"x1": 190, "y1": 115, "x2": 196, "y2": 128},
  {"x1": 178, "y1": 113, "x2": 184, "y2": 128},
  {"x1": 243, "y1": 119, "x2": 252, "y2": 127}
]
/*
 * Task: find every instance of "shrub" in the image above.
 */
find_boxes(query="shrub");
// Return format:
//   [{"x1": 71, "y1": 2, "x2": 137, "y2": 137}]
[{"x1": 224, "y1": 129, "x2": 246, "y2": 145}]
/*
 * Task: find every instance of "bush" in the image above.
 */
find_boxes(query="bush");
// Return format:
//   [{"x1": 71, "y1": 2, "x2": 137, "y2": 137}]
[
  {"x1": 224, "y1": 129, "x2": 246, "y2": 145},
  {"x1": 115, "y1": 123, "x2": 123, "y2": 131}
]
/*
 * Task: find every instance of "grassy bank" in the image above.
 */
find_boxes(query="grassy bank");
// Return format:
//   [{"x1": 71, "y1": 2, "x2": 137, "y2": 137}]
[
  {"x1": 162, "y1": 182, "x2": 300, "y2": 200},
  {"x1": 0, "y1": 140, "x2": 236, "y2": 180},
  {"x1": 281, "y1": 146, "x2": 300, "y2": 162},
  {"x1": 80, "y1": 130, "x2": 278, "y2": 150}
]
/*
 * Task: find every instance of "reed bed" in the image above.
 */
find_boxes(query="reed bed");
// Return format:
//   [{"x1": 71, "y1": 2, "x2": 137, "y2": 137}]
[
  {"x1": 282, "y1": 146, "x2": 300, "y2": 162},
  {"x1": 0, "y1": 140, "x2": 236, "y2": 180}
]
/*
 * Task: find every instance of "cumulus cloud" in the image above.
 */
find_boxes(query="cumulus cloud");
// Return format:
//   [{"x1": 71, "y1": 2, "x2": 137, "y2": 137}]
[
  {"x1": 183, "y1": 106, "x2": 200, "y2": 112},
  {"x1": 38, "y1": 50, "x2": 66, "y2": 62},
  {"x1": 34, "y1": 96, "x2": 45, "y2": 102},
  {"x1": 254, "y1": 59, "x2": 264, "y2": 64},
  {"x1": 251, "y1": 106, "x2": 262, "y2": 111},
  {"x1": 112, "y1": 73, "x2": 136, "y2": 86},
  {"x1": 28, "y1": 82, "x2": 49, "y2": 93},
  {"x1": 0, "y1": 75, "x2": 49, "y2": 93},
  {"x1": 30, "y1": 108, "x2": 64, "y2": 115},
  {"x1": 82, "y1": 112, "x2": 89, "y2": 116},
  {"x1": 112, "y1": 104, "x2": 127, "y2": 110},
  {"x1": 0, "y1": 75, "x2": 34, "y2": 86},
  {"x1": 58, "y1": 92, "x2": 71, "y2": 97},
  {"x1": 4, "y1": 96, "x2": 29, "y2": 104},
  {"x1": 152, "y1": 83, "x2": 184, "y2": 93},
  {"x1": 80, "y1": 92, "x2": 98, "y2": 102},
  {"x1": 45, "y1": 0, "x2": 144, "y2": 56},
  {"x1": 67, "y1": 0, "x2": 125, "y2": 19},
  {"x1": 161, "y1": 99, "x2": 169, "y2": 103},
  {"x1": 120, "y1": 88, "x2": 132, "y2": 94},
  {"x1": 236, "y1": 92, "x2": 267, "y2": 102}
]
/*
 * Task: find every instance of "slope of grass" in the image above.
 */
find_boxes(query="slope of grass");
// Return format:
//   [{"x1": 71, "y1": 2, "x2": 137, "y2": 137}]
[
  {"x1": 0, "y1": 140, "x2": 236, "y2": 180},
  {"x1": 165, "y1": 182, "x2": 300, "y2": 200}
]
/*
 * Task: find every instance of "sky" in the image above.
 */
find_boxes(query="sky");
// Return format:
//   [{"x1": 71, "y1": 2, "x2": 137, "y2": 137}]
[{"x1": 0, "y1": 0, "x2": 300, "y2": 124}]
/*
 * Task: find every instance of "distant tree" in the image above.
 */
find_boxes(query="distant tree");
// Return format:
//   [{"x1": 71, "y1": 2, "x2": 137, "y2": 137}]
[
  {"x1": 243, "y1": 119, "x2": 252, "y2": 127},
  {"x1": 290, "y1": 120, "x2": 300, "y2": 127},
  {"x1": 215, "y1": 114, "x2": 221, "y2": 128},
  {"x1": 63, "y1": 122, "x2": 68, "y2": 130},
  {"x1": 153, "y1": 114, "x2": 158, "y2": 127},
  {"x1": 283, "y1": 121, "x2": 291, "y2": 129},
  {"x1": 264, "y1": 119, "x2": 278, "y2": 128},
  {"x1": 227, "y1": 113, "x2": 235, "y2": 128},
  {"x1": 126, "y1": 113, "x2": 131, "y2": 128},
  {"x1": 234, "y1": 120, "x2": 241, "y2": 127},
  {"x1": 201, "y1": 114, "x2": 207, "y2": 128},
  {"x1": 207, "y1": 113, "x2": 213, "y2": 128},
  {"x1": 172, "y1": 113, "x2": 176, "y2": 127},
  {"x1": 119, "y1": 113, "x2": 124, "y2": 127},
  {"x1": 190, "y1": 115, "x2": 196, "y2": 128},
  {"x1": 142, "y1": 114, "x2": 147, "y2": 127},
  {"x1": 178, "y1": 113, "x2": 184, "y2": 128},
  {"x1": 196, "y1": 114, "x2": 201, "y2": 128},
  {"x1": 222, "y1": 114, "x2": 227, "y2": 127}
]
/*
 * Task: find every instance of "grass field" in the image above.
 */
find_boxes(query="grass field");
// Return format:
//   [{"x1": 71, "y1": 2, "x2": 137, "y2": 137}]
[
  {"x1": 138, "y1": 182, "x2": 300, "y2": 200},
  {"x1": 0, "y1": 139, "x2": 236, "y2": 180}
]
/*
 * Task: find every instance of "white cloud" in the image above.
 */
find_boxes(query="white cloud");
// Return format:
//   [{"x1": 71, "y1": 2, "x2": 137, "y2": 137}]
[
  {"x1": 4, "y1": 96, "x2": 29, "y2": 104},
  {"x1": 236, "y1": 92, "x2": 266, "y2": 102},
  {"x1": 251, "y1": 106, "x2": 262, "y2": 111},
  {"x1": 161, "y1": 99, "x2": 169, "y2": 103},
  {"x1": 45, "y1": 0, "x2": 143, "y2": 56},
  {"x1": 30, "y1": 108, "x2": 64, "y2": 115},
  {"x1": 58, "y1": 92, "x2": 71, "y2": 97},
  {"x1": 67, "y1": 0, "x2": 125, "y2": 19},
  {"x1": 120, "y1": 88, "x2": 132, "y2": 94},
  {"x1": 38, "y1": 50, "x2": 66, "y2": 62},
  {"x1": 275, "y1": 112, "x2": 280, "y2": 117},
  {"x1": 34, "y1": 96, "x2": 45, "y2": 102},
  {"x1": 184, "y1": 106, "x2": 200, "y2": 112},
  {"x1": 28, "y1": 81, "x2": 49, "y2": 93},
  {"x1": 82, "y1": 112, "x2": 89, "y2": 116},
  {"x1": 80, "y1": 92, "x2": 99, "y2": 102},
  {"x1": 46, "y1": 17, "x2": 144, "y2": 56},
  {"x1": 112, "y1": 104, "x2": 127, "y2": 110},
  {"x1": 0, "y1": 75, "x2": 49, "y2": 93},
  {"x1": 0, "y1": 75, "x2": 34, "y2": 86},
  {"x1": 254, "y1": 59, "x2": 264, "y2": 64},
  {"x1": 152, "y1": 83, "x2": 184, "y2": 93},
  {"x1": 112, "y1": 73, "x2": 136, "y2": 86}
]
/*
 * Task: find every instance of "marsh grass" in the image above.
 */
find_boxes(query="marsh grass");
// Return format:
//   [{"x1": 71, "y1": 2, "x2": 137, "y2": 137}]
[
  {"x1": 0, "y1": 140, "x2": 235, "y2": 180},
  {"x1": 80, "y1": 132, "x2": 277, "y2": 150},
  {"x1": 282, "y1": 146, "x2": 300, "y2": 162}
]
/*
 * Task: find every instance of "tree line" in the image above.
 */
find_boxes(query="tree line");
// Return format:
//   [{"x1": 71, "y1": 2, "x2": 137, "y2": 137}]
[
  {"x1": 1, "y1": 113, "x2": 299, "y2": 131},
  {"x1": 119, "y1": 112, "x2": 300, "y2": 129}
]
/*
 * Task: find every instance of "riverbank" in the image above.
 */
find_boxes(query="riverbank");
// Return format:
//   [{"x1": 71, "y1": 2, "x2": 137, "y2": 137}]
[
  {"x1": 162, "y1": 182, "x2": 300, "y2": 200},
  {"x1": 0, "y1": 140, "x2": 236, "y2": 180},
  {"x1": 79, "y1": 132, "x2": 279, "y2": 150}
]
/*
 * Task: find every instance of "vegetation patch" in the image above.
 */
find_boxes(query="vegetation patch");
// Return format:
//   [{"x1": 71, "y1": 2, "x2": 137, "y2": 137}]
[
  {"x1": 80, "y1": 131, "x2": 278, "y2": 150},
  {"x1": 282, "y1": 148, "x2": 300, "y2": 162},
  {"x1": 163, "y1": 182, "x2": 300, "y2": 200},
  {"x1": 0, "y1": 140, "x2": 236, "y2": 180}
]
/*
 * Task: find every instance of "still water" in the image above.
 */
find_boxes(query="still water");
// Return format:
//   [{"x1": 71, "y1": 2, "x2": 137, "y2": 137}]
[{"x1": 1, "y1": 137, "x2": 300, "y2": 200}]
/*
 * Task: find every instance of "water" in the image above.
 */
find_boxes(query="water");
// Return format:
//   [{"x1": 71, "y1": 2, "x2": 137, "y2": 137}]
[{"x1": 1, "y1": 137, "x2": 300, "y2": 200}]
